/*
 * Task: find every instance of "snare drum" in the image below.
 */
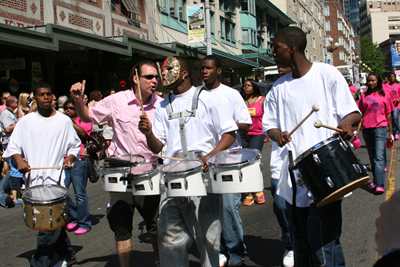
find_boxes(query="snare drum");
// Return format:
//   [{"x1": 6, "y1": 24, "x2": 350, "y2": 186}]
[
  {"x1": 207, "y1": 149, "x2": 264, "y2": 194},
  {"x1": 22, "y1": 184, "x2": 68, "y2": 230},
  {"x1": 294, "y1": 136, "x2": 369, "y2": 207},
  {"x1": 130, "y1": 163, "x2": 160, "y2": 196},
  {"x1": 161, "y1": 160, "x2": 206, "y2": 197},
  {"x1": 101, "y1": 154, "x2": 145, "y2": 192}
]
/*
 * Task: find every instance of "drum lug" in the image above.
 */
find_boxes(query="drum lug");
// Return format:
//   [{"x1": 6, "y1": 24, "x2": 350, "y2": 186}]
[
  {"x1": 49, "y1": 205, "x2": 52, "y2": 216},
  {"x1": 31, "y1": 207, "x2": 35, "y2": 216},
  {"x1": 184, "y1": 178, "x2": 188, "y2": 190},
  {"x1": 49, "y1": 218, "x2": 53, "y2": 229},
  {"x1": 307, "y1": 191, "x2": 315, "y2": 201},
  {"x1": 238, "y1": 170, "x2": 243, "y2": 183},
  {"x1": 296, "y1": 178, "x2": 304, "y2": 187},
  {"x1": 63, "y1": 213, "x2": 68, "y2": 220},
  {"x1": 313, "y1": 154, "x2": 321, "y2": 164},
  {"x1": 260, "y1": 163, "x2": 264, "y2": 173},
  {"x1": 23, "y1": 213, "x2": 26, "y2": 220},
  {"x1": 340, "y1": 141, "x2": 348, "y2": 151},
  {"x1": 212, "y1": 166, "x2": 217, "y2": 181},
  {"x1": 325, "y1": 177, "x2": 334, "y2": 188},
  {"x1": 32, "y1": 218, "x2": 36, "y2": 228},
  {"x1": 149, "y1": 179, "x2": 153, "y2": 191},
  {"x1": 353, "y1": 164, "x2": 362, "y2": 173}
]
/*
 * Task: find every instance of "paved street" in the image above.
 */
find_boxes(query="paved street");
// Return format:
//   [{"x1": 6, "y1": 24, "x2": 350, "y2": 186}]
[{"x1": 0, "y1": 136, "x2": 397, "y2": 267}]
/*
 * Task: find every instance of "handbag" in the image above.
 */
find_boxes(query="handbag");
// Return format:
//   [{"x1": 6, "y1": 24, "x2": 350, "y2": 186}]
[{"x1": 86, "y1": 132, "x2": 107, "y2": 156}]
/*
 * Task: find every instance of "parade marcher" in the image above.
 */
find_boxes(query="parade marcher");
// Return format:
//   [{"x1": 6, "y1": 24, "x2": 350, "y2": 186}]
[
  {"x1": 201, "y1": 55, "x2": 252, "y2": 267},
  {"x1": 384, "y1": 73, "x2": 400, "y2": 140},
  {"x1": 263, "y1": 27, "x2": 361, "y2": 267},
  {"x1": 63, "y1": 98, "x2": 93, "y2": 234},
  {"x1": 70, "y1": 61, "x2": 162, "y2": 267},
  {"x1": 4, "y1": 82, "x2": 81, "y2": 267},
  {"x1": 139, "y1": 56, "x2": 238, "y2": 267}
]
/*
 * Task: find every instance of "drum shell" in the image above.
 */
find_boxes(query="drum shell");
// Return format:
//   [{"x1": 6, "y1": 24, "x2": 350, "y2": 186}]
[
  {"x1": 131, "y1": 164, "x2": 161, "y2": 196},
  {"x1": 22, "y1": 185, "x2": 68, "y2": 231},
  {"x1": 294, "y1": 136, "x2": 369, "y2": 207},
  {"x1": 101, "y1": 167, "x2": 132, "y2": 192}
]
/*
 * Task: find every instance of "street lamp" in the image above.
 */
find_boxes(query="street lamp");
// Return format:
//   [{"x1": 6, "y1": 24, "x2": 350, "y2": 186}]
[
  {"x1": 298, "y1": 17, "x2": 313, "y2": 34},
  {"x1": 325, "y1": 37, "x2": 340, "y2": 52}
]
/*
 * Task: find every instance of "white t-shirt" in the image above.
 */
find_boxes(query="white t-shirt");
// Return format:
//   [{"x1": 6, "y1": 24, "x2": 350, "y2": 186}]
[
  {"x1": 263, "y1": 63, "x2": 360, "y2": 207},
  {"x1": 4, "y1": 111, "x2": 81, "y2": 187},
  {"x1": 153, "y1": 86, "x2": 238, "y2": 165},
  {"x1": 207, "y1": 84, "x2": 252, "y2": 149}
]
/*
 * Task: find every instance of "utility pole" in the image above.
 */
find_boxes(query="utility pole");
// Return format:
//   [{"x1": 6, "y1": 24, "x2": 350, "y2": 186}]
[{"x1": 205, "y1": 0, "x2": 212, "y2": 55}]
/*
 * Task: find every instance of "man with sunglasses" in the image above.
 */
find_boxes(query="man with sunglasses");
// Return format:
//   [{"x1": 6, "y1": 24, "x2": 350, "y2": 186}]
[{"x1": 70, "y1": 60, "x2": 162, "y2": 267}]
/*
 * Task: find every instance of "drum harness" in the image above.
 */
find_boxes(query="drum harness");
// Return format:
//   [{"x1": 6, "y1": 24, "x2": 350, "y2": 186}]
[{"x1": 164, "y1": 86, "x2": 204, "y2": 160}]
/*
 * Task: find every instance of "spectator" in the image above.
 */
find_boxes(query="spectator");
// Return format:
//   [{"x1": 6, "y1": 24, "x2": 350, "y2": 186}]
[
  {"x1": 240, "y1": 79, "x2": 266, "y2": 206},
  {"x1": 82, "y1": 94, "x2": 88, "y2": 105},
  {"x1": 8, "y1": 156, "x2": 24, "y2": 205},
  {"x1": 0, "y1": 92, "x2": 10, "y2": 113},
  {"x1": 0, "y1": 96, "x2": 19, "y2": 151},
  {"x1": 18, "y1": 92, "x2": 31, "y2": 116},
  {"x1": 57, "y1": 95, "x2": 68, "y2": 113},
  {"x1": 384, "y1": 73, "x2": 400, "y2": 140}
]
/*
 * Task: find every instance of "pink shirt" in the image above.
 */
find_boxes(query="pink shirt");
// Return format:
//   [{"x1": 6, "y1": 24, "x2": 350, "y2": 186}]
[
  {"x1": 384, "y1": 83, "x2": 400, "y2": 109},
  {"x1": 358, "y1": 90, "x2": 394, "y2": 129},
  {"x1": 349, "y1": 85, "x2": 357, "y2": 95},
  {"x1": 74, "y1": 117, "x2": 93, "y2": 158},
  {"x1": 89, "y1": 89, "x2": 162, "y2": 162},
  {"x1": 247, "y1": 97, "x2": 265, "y2": 135}
]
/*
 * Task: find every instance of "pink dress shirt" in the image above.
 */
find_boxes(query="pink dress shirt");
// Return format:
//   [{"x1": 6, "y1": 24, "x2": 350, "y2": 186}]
[{"x1": 89, "y1": 89, "x2": 162, "y2": 163}]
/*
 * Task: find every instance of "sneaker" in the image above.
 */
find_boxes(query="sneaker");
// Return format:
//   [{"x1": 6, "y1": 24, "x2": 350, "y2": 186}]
[
  {"x1": 219, "y1": 253, "x2": 227, "y2": 267},
  {"x1": 255, "y1": 192, "x2": 265, "y2": 204},
  {"x1": 13, "y1": 200, "x2": 22, "y2": 205},
  {"x1": 228, "y1": 254, "x2": 243, "y2": 267},
  {"x1": 369, "y1": 182, "x2": 376, "y2": 189},
  {"x1": 395, "y1": 134, "x2": 400, "y2": 140},
  {"x1": 243, "y1": 195, "x2": 254, "y2": 206},
  {"x1": 375, "y1": 187, "x2": 385, "y2": 194},
  {"x1": 74, "y1": 228, "x2": 88, "y2": 235},
  {"x1": 54, "y1": 258, "x2": 77, "y2": 267},
  {"x1": 67, "y1": 223, "x2": 78, "y2": 230},
  {"x1": 283, "y1": 250, "x2": 294, "y2": 267}
]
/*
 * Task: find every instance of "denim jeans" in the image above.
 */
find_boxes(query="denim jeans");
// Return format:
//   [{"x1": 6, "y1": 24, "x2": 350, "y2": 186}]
[
  {"x1": 158, "y1": 193, "x2": 222, "y2": 267},
  {"x1": 240, "y1": 134, "x2": 264, "y2": 153},
  {"x1": 270, "y1": 179, "x2": 292, "y2": 250},
  {"x1": 393, "y1": 109, "x2": 400, "y2": 135},
  {"x1": 30, "y1": 227, "x2": 75, "y2": 267},
  {"x1": 0, "y1": 173, "x2": 11, "y2": 207},
  {"x1": 362, "y1": 127, "x2": 387, "y2": 188},
  {"x1": 286, "y1": 200, "x2": 345, "y2": 267},
  {"x1": 64, "y1": 160, "x2": 91, "y2": 230},
  {"x1": 220, "y1": 193, "x2": 246, "y2": 257}
]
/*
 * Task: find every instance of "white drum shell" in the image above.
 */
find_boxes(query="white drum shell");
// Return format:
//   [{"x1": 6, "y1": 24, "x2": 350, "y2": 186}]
[
  {"x1": 209, "y1": 161, "x2": 264, "y2": 194},
  {"x1": 163, "y1": 171, "x2": 206, "y2": 197},
  {"x1": 102, "y1": 167, "x2": 132, "y2": 192},
  {"x1": 131, "y1": 171, "x2": 161, "y2": 196}
]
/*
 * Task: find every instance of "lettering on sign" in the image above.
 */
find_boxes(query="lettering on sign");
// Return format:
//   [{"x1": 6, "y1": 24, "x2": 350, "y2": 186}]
[{"x1": 0, "y1": 58, "x2": 26, "y2": 71}]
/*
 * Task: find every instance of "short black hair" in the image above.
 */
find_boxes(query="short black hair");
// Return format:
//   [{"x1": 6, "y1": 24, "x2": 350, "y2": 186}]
[
  {"x1": 274, "y1": 27, "x2": 307, "y2": 53},
  {"x1": 202, "y1": 55, "x2": 222, "y2": 69},
  {"x1": 176, "y1": 56, "x2": 192, "y2": 77},
  {"x1": 33, "y1": 82, "x2": 51, "y2": 96},
  {"x1": 129, "y1": 60, "x2": 158, "y2": 88},
  {"x1": 63, "y1": 98, "x2": 75, "y2": 110}
]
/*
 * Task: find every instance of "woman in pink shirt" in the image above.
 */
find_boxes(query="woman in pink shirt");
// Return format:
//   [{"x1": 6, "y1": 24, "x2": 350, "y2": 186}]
[
  {"x1": 355, "y1": 72, "x2": 394, "y2": 194},
  {"x1": 240, "y1": 79, "x2": 266, "y2": 205},
  {"x1": 384, "y1": 73, "x2": 400, "y2": 139}
]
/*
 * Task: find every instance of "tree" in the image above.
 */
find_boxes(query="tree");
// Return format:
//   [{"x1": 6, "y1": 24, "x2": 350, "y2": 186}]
[{"x1": 360, "y1": 36, "x2": 386, "y2": 76}]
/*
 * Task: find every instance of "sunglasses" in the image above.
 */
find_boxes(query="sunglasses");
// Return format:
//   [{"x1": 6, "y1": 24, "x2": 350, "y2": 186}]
[
  {"x1": 140, "y1": 74, "x2": 160, "y2": 81},
  {"x1": 65, "y1": 107, "x2": 76, "y2": 110}
]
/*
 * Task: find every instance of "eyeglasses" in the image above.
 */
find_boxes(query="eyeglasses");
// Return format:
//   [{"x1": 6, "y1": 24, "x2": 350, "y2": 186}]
[
  {"x1": 65, "y1": 107, "x2": 76, "y2": 110},
  {"x1": 140, "y1": 74, "x2": 160, "y2": 81}
]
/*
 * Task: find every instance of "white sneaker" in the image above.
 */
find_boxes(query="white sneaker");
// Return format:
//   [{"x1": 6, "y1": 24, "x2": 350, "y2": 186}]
[
  {"x1": 228, "y1": 253, "x2": 242, "y2": 267},
  {"x1": 219, "y1": 253, "x2": 227, "y2": 267},
  {"x1": 283, "y1": 249, "x2": 294, "y2": 267},
  {"x1": 54, "y1": 259, "x2": 77, "y2": 267}
]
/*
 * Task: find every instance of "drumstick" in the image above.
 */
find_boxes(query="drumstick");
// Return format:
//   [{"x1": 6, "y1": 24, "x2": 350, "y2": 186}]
[
  {"x1": 314, "y1": 120, "x2": 343, "y2": 133},
  {"x1": 288, "y1": 104, "x2": 320, "y2": 137},
  {"x1": 152, "y1": 154, "x2": 183, "y2": 161},
  {"x1": 29, "y1": 163, "x2": 77, "y2": 170},
  {"x1": 135, "y1": 68, "x2": 145, "y2": 114}
]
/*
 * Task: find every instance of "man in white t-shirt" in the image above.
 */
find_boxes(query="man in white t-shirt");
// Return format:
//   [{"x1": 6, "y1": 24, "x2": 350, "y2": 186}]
[
  {"x1": 263, "y1": 27, "x2": 361, "y2": 267},
  {"x1": 4, "y1": 82, "x2": 81, "y2": 267},
  {"x1": 139, "y1": 56, "x2": 238, "y2": 267},
  {"x1": 201, "y1": 55, "x2": 252, "y2": 267}
]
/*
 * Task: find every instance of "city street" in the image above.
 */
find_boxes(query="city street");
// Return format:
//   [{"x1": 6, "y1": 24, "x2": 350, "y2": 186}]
[{"x1": 0, "y1": 136, "x2": 396, "y2": 267}]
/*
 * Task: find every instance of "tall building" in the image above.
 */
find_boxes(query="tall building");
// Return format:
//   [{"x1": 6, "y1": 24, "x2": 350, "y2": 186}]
[{"x1": 339, "y1": 0, "x2": 360, "y2": 36}]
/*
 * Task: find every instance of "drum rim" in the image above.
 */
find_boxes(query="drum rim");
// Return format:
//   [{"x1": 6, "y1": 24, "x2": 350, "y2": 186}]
[
  {"x1": 101, "y1": 166, "x2": 131, "y2": 172},
  {"x1": 103, "y1": 154, "x2": 145, "y2": 167},
  {"x1": 130, "y1": 162, "x2": 159, "y2": 178},
  {"x1": 22, "y1": 184, "x2": 68, "y2": 203},
  {"x1": 207, "y1": 148, "x2": 261, "y2": 167},
  {"x1": 161, "y1": 160, "x2": 203, "y2": 175},
  {"x1": 294, "y1": 136, "x2": 340, "y2": 165}
]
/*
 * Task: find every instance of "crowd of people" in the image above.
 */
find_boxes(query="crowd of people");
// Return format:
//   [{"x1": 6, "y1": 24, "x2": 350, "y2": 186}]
[{"x1": 0, "y1": 26, "x2": 399, "y2": 267}]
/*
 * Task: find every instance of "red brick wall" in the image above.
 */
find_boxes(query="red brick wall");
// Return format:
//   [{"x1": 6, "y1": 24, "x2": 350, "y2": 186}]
[
  {"x1": 69, "y1": 13, "x2": 93, "y2": 29},
  {"x1": 0, "y1": 0, "x2": 27, "y2": 12}
]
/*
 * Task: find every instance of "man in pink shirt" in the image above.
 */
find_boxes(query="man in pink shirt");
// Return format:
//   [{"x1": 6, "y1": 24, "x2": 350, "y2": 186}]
[
  {"x1": 348, "y1": 81, "x2": 358, "y2": 97},
  {"x1": 70, "y1": 61, "x2": 162, "y2": 267}
]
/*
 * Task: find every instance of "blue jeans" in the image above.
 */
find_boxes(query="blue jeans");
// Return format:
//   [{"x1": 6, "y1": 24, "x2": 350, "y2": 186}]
[
  {"x1": 158, "y1": 194, "x2": 222, "y2": 267},
  {"x1": 30, "y1": 227, "x2": 75, "y2": 267},
  {"x1": 64, "y1": 160, "x2": 91, "y2": 230},
  {"x1": 362, "y1": 127, "x2": 386, "y2": 188},
  {"x1": 393, "y1": 109, "x2": 400, "y2": 135},
  {"x1": 286, "y1": 200, "x2": 345, "y2": 267},
  {"x1": 220, "y1": 193, "x2": 246, "y2": 257},
  {"x1": 270, "y1": 179, "x2": 292, "y2": 250},
  {"x1": 0, "y1": 173, "x2": 11, "y2": 207},
  {"x1": 240, "y1": 134, "x2": 264, "y2": 153}
]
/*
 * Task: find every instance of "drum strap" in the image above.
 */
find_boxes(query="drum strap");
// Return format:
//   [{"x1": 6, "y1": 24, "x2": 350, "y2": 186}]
[
  {"x1": 288, "y1": 151, "x2": 299, "y2": 236},
  {"x1": 164, "y1": 86, "x2": 204, "y2": 159}
]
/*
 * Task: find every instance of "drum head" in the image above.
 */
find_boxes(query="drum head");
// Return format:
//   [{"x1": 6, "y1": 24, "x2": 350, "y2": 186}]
[
  {"x1": 104, "y1": 154, "x2": 145, "y2": 168},
  {"x1": 130, "y1": 163, "x2": 158, "y2": 176},
  {"x1": 162, "y1": 160, "x2": 202, "y2": 174},
  {"x1": 207, "y1": 149, "x2": 260, "y2": 166},
  {"x1": 23, "y1": 185, "x2": 68, "y2": 202}
]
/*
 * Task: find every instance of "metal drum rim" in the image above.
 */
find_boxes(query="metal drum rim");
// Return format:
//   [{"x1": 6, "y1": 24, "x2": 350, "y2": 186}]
[
  {"x1": 130, "y1": 162, "x2": 159, "y2": 179},
  {"x1": 22, "y1": 184, "x2": 68, "y2": 203},
  {"x1": 207, "y1": 148, "x2": 261, "y2": 167},
  {"x1": 294, "y1": 136, "x2": 339, "y2": 165},
  {"x1": 161, "y1": 160, "x2": 203, "y2": 175}
]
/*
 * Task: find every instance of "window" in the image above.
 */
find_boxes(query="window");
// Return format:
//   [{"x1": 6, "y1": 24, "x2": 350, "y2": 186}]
[
  {"x1": 240, "y1": 0, "x2": 255, "y2": 14},
  {"x1": 161, "y1": 0, "x2": 187, "y2": 20},
  {"x1": 112, "y1": 0, "x2": 145, "y2": 22},
  {"x1": 339, "y1": 51, "x2": 344, "y2": 60},
  {"x1": 339, "y1": 36, "x2": 343, "y2": 45},
  {"x1": 338, "y1": 21, "x2": 342, "y2": 31},
  {"x1": 313, "y1": 37, "x2": 315, "y2": 48},
  {"x1": 325, "y1": 21, "x2": 330, "y2": 31},
  {"x1": 220, "y1": 16, "x2": 236, "y2": 45}
]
